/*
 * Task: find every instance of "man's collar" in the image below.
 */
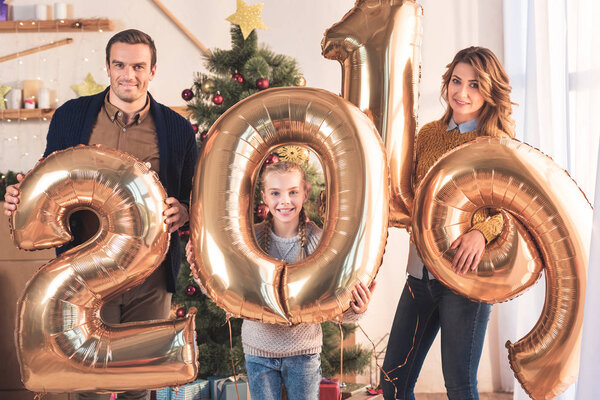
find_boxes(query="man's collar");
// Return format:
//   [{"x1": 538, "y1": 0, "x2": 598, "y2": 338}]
[
  {"x1": 104, "y1": 92, "x2": 151, "y2": 125},
  {"x1": 447, "y1": 118, "x2": 478, "y2": 134}
]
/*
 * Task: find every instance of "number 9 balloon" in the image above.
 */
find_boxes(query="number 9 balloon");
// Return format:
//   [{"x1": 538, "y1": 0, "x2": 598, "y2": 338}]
[{"x1": 9, "y1": 145, "x2": 197, "y2": 393}]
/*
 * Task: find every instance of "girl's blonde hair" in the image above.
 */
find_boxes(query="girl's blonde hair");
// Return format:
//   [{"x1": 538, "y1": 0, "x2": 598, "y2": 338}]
[
  {"x1": 441, "y1": 46, "x2": 516, "y2": 138},
  {"x1": 260, "y1": 161, "x2": 309, "y2": 261}
]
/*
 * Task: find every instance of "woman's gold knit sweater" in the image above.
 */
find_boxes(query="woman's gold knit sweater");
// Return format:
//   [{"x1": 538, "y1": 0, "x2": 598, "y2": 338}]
[{"x1": 414, "y1": 119, "x2": 503, "y2": 243}]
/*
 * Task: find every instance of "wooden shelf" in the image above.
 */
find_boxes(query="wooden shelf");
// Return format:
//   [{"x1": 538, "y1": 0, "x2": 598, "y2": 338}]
[
  {"x1": 0, "y1": 18, "x2": 113, "y2": 33},
  {"x1": 0, "y1": 108, "x2": 55, "y2": 120},
  {"x1": 0, "y1": 106, "x2": 191, "y2": 121}
]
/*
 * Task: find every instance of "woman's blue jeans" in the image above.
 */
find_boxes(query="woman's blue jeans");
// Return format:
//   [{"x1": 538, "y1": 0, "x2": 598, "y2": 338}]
[
  {"x1": 245, "y1": 353, "x2": 321, "y2": 400},
  {"x1": 381, "y1": 272, "x2": 491, "y2": 400}
]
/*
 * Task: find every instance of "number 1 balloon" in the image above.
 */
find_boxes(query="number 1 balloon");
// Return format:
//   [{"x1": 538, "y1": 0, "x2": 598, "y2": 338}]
[
  {"x1": 9, "y1": 145, "x2": 198, "y2": 393},
  {"x1": 322, "y1": 0, "x2": 423, "y2": 228}
]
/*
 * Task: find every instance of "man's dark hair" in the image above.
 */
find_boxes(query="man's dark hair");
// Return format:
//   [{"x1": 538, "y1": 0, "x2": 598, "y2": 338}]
[{"x1": 105, "y1": 29, "x2": 157, "y2": 68}]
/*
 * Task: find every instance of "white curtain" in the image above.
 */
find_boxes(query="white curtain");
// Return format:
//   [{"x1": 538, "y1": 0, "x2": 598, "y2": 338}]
[{"x1": 501, "y1": 0, "x2": 600, "y2": 399}]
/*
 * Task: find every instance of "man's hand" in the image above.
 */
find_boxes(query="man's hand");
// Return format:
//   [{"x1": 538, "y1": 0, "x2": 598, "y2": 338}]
[
  {"x1": 3, "y1": 173, "x2": 25, "y2": 217},
  {"x1": 163, "y1": 197, "x2": 189, "y2": 233},
  {"x1": 185, "y1": 240, "x2": 195, "y2": 267},
  {"x1": 449, "y1": 230, "x2": 486, "y2": 275}
]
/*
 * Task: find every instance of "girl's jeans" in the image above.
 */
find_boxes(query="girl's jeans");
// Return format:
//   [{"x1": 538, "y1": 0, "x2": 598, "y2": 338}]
[{"x1": 245, "y1": 353, "x2": 321, "y2": 400}]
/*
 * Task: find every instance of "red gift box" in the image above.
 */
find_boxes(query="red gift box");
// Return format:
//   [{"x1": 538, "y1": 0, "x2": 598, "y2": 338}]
[{"x1": 319, "y1": 382, "x2": 340, "y2": 400}]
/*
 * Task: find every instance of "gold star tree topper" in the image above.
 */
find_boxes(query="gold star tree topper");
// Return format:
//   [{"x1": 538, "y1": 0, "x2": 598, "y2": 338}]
[
  {"x1": 226, "y1": 0, "x2": 268, "y2": 39},
  {"x1": 0, "y1": 85, "x2": 11, "y2": 110},
  {"x1": 71, "y1": 73, "x2": 106, "y2": 97}
]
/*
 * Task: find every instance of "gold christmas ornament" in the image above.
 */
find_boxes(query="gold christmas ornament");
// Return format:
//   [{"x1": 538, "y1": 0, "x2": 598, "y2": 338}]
[
  {"x1": 190, "y1": 87, "x2": 389, "y2": 324},
  {"x1": 71, "y1": 73, "x2": 107, "y2": 97},
  {"x1": 0, "y1": 84, "x2": 11, "y2": 109},
  {"x1": 10, "y1": 145, "x2": 198, "y2": 392},
  {"x1": 295, "y1": 76, "x2": 306, "y2": 87},
  {"x1": 412, "y1": 137, "x2": 592, "y2": 399},
  {"x1": 201, "y1": 78, "x2": 216, "y2": 94},
  {"x1": 278, "y1": 145, "x2": 309, "y2": 165},
  {"x1": 226, "y1": 0, "x2": 268, "y2": 40}
]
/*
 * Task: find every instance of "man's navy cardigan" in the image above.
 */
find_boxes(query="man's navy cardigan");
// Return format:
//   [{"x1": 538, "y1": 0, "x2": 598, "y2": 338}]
[{"x1": 43, "y1": 87, "x2": 198, "y2": 293}]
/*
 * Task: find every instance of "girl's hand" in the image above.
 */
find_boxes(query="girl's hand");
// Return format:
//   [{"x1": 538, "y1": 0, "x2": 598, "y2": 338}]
[
  {"x1": 450, "y1": 230, "x2": 485, "y2": 275},
  {"x1": 185, "y1": 240, "x2": 195, "y2": 267},
  {"x1": 350, "y1": 281, "x2": 376, "y2": 314}
]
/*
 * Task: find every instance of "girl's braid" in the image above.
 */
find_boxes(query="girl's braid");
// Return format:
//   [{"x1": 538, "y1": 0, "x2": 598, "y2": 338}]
[
  {"x1": 263, "y1": 212, "x2": 273, "y2": 254},
  {"x1": 297, "y1": 207, "x2": 307, "y2": 261}
]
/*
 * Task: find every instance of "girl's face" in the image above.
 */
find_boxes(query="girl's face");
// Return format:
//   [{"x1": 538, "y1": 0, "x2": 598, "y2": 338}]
[
  {"x1": 447, "y1": 62, "x2": 485, "y2": 124},
  {"x1": 261, "y1": 170, "x2": 308, "y2": 227}
]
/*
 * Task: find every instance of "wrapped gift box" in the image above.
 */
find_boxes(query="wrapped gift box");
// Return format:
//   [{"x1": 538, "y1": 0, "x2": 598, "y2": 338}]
[
  {"x1": 211, "y1": 376, "x2": 250, "y2": 400},
  {"x1": 319, "y1": 378, "x2": 340, "y2": 400},
  {"x1": 156, "y1": 379, "x2": 210, "y2": 400}
]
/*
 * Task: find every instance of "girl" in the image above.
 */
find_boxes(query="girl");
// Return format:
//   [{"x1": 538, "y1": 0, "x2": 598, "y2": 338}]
[
  {"x1": 381, "y1": 47, "x2": 515, "y2": 400},
  {"x1": 187, "y1": 160, "x2": 374, "y2": 400}
]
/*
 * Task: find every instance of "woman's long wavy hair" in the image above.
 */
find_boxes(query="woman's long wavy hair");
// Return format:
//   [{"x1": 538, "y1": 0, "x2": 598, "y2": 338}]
[
  {"x1": 260, "y1": 161, "x2": 309, "y2": 262},
  {"x1": 441, "y1": 46, "x2": 516, "y2": 138}
]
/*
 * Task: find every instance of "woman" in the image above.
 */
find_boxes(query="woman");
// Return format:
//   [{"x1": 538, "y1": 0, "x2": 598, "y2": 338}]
[{"x1": 381, "y1": 46, "x2": 515, "y2": 400}]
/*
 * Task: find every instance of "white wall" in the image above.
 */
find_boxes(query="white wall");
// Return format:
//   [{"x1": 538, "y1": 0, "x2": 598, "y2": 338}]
[{"x1": 0, "y1": 0, "x2": 506, "y2": 393}]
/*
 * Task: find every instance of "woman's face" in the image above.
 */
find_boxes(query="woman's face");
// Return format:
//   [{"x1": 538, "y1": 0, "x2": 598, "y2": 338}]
[{"x1": 447, "y1": 62, "x2": 485, "y2": 124}]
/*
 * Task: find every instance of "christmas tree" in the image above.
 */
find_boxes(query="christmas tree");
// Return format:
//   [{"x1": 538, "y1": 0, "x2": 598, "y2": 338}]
[
  {"x1": 174, "y1": 24, "x2": 371, "y2": 379},
  {"x1": 184, "y1": 25, "x2": 305, "y2": 137}
]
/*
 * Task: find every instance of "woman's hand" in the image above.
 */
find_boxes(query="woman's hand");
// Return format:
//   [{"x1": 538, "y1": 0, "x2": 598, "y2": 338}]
[
  {"x1": 450, "y1": 230, "x2": 485, "y2": 275},
  {"x1": 350, "y1": 281, "x2": 376, "y2": 314}
]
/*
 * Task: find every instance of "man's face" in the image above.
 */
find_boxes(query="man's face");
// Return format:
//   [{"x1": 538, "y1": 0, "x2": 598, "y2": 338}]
[{"x1": 106, "y1": 42, "x2": 156, "y2": 104}]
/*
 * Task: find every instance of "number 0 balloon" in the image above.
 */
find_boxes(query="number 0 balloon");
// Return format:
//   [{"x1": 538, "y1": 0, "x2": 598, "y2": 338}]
[
  {"x1": 189, "y1": 87, "x2": 389, "y2": 324},
  {"x1": 9, "y1": 145, "x2": 197, "y2": 393}
]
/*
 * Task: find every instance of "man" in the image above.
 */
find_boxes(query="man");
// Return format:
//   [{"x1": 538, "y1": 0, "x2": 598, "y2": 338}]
[{"x1": 3, "y1": 29, "x2": 198, "y2": 400}]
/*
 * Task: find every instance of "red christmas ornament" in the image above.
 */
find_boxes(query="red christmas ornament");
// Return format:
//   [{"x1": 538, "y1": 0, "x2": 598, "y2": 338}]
[
  {"x1": 256, "y1": 204, "x2": 269, "y2": 220},
  {"x1": 212, "y1": 93, "x2": 224, "y2": 105},
  {"x1": 256, "y1": 78, "x2": 270, "y2": 90},
  {"x1": 181, "y1": 88, "x2": 194, "y2": 101},
  {"x1": 176, "y1": 307, "x2": 186, "y2": 318},
  {"x1": 232, "y1": 72, "x2": 245, "y2": 83},
  {"x1": 200, "y1": 130, "x2": 209, "y2": 142},
  {"x1": 191, "y1": 124, "x2": 199, "y2": 134},
  {"x1": 264, "y1": 153, "x2": 279, "y2": 166},
  {"x1": 185, "y1": 285, "x2": 197, "y2": 296}
]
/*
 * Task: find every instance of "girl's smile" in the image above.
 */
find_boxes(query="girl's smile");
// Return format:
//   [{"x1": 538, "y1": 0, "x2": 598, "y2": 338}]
[{"x1": 261, "y1": 170, "x2": 308, "y2": 238}]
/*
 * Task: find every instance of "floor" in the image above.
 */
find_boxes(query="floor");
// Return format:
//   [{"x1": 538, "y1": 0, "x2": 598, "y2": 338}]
[
  {"x1": 350, "y1": 393, "x2": 513, "y2": 400},
  {"x1": 414, "y1": 394, "x2": 512, "y2": 400}
]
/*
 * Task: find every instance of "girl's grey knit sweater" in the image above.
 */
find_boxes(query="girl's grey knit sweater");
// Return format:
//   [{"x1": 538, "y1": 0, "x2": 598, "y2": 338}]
[{"x1": 241, "y1": 220, "x2": 361, "y2": 358}]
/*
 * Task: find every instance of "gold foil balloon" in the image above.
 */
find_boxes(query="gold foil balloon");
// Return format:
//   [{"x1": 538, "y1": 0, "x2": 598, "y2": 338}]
[
  {"x1": 190, "y1": 87, "x2": 389, "y2": 324},
  {"x1": 322, "y1": 0, "x2": 423, "y2": 228},
  {"x1": 9, "y1": 145, "x2": 197, "y2": 393},
  {"x1": 412, "y1": 137, "x2": 591, "y2": 399}
]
